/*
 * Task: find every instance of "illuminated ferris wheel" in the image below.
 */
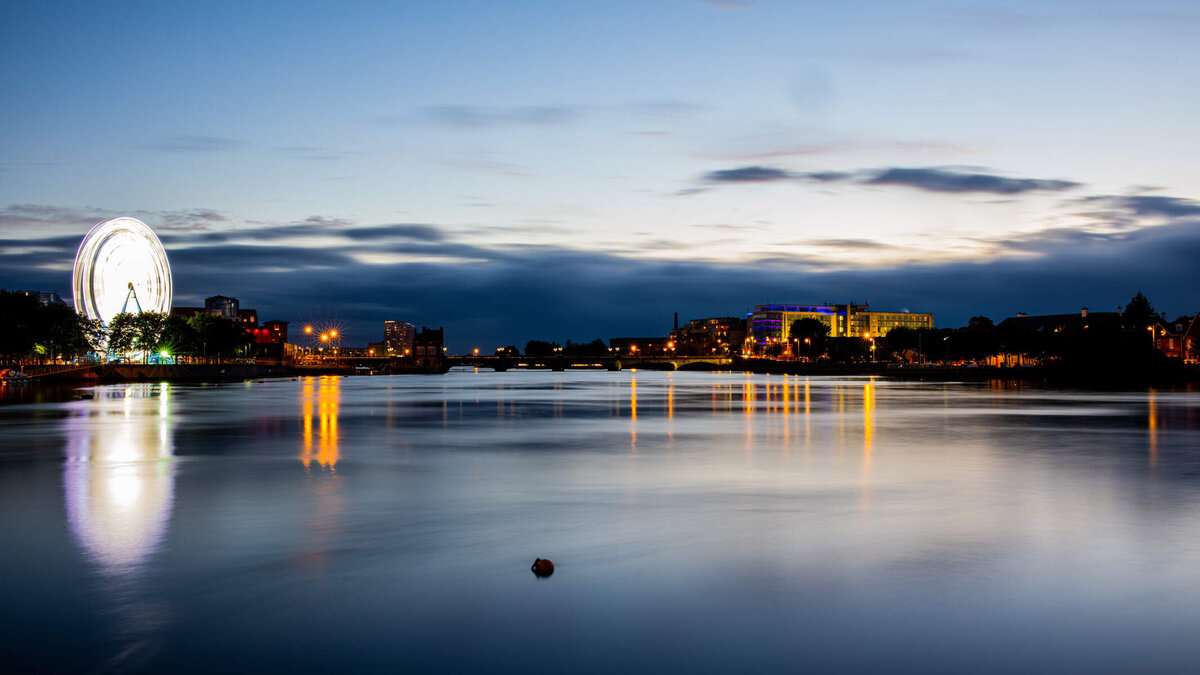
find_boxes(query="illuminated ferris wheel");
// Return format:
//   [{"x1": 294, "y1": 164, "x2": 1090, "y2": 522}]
[{"x1": 72, "y1": 217, "x2": 173, "y2": 324}]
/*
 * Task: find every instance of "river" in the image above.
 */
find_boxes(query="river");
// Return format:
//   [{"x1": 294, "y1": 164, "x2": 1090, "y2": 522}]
[{"x1": 1, "y1": 371, "x2": 1198, "y2": 673}]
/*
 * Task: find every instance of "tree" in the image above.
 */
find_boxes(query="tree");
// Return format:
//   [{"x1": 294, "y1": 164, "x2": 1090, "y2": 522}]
[
  {"x1": 160, "y1": 314, "x2": 199, "y2": 357},
  {"x1": 789, "y1": 318, "x2": 829, "y2": 359},
  {"x1": 524, "y1": 340, "x2": 560, "y2": 357},
  {"x1": 1123, "y1": 292, "x2": 1157, "y2": 329},
  {"x1": 564, "y1": 339, "x2": 608, "y2": 357},
  {"x1": 133, "y1": 311, "x2": 169, "y2": 353},
  {"x1": 967, "y1": 316, "x2": 994, "y2": 331},
  {"x1": 187, "y1": 313, "x2": 250, "y2": 361},
  {"x1": 106, "y1": 313, "x2": 140, "y2": 354}
]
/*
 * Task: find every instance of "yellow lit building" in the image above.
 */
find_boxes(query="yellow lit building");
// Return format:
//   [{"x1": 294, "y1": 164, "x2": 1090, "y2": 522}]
[{"x1": 748, "y1": 303, "x2": 933, "y2": 346}]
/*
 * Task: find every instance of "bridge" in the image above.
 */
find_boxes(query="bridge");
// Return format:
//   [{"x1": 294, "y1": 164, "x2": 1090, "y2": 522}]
[{"x1": 441, "y1": 355, "x2": 735, "y2": 372}]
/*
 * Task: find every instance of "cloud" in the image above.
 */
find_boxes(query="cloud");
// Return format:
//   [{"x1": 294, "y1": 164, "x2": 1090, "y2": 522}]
[
  {"x1": 865, "y1": 168, "x2": 1080, "y2": 194},
  {"x1": 0, "y1": 204, "x2": 230, "y2": 234},
  {"x1": 276, "y1": 146, "x2": 365, "y2": 161},
  {"x1": 7, "y1": 210, "x2": 1200, "y2": 351},
  {"x1": 146, "y1": 135, "x2": 242, "y2": 153},
  {"x1": 699, "y1": 0, "x2": 754, "y2": 8},
  {"x1": 1111, "y1": 195, "x2": 1200, "y2": 218},
  {"x1": 341, "y1": 224, "x2": 446, "y2": 242},
  {"x1": 705, "y1": 166, "x2": 793, "y2": 182},
  {"x1": 420, "y1": 105, "x2": 583, "y2": 128},
  {"x1": 700, "y1": 165, "x2": 1081, "y2": 195}
]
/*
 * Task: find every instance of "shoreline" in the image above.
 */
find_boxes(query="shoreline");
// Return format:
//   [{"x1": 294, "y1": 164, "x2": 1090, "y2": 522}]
[{"x1": 8, "y1": 360, "x2": 1197, "y2": 389}]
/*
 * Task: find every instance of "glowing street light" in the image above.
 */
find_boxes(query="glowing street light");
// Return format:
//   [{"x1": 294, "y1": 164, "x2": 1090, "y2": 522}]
[{"x1": 305, "y1": 325, "x2": 313, "y2": 334}]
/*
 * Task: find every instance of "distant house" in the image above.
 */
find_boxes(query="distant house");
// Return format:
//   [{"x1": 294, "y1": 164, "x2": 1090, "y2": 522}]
[
  {"x1": 998, "y1": 307, "x2": 1121, "y2": 334},
  {"x1": 1152, "y1": 314, "x2": 1200, "y2": 364}
]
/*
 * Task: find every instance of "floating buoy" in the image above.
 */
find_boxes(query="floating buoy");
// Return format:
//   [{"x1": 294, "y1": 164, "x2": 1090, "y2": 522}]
[{"x1": 531, "y1": 558, "x2": 555, "y2": 577}]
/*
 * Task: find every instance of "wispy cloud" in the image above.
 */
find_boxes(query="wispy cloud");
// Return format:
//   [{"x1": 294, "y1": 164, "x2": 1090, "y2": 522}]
[
  {"x1": 420, "y1": 104, "x2": 583, "y2": 128},
  {"x1": 277, "y1": 146, "x2": 365, "y2": 161},
  {"x1": 701, "y1": 165, "x2": 1081, "y2": 195},
  {"x1": 146, "y1": 134, "x2": 242, "y2": 153},
  {"x1": 865, "y1": 168, "x2": 1079, "y2": 194},
  {"x1": 705, "y1": 166, "x2": 792, "y2": 182}
]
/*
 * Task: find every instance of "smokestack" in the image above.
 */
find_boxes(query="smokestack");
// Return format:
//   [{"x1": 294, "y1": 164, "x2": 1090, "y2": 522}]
[
  {"x1": 1081, "y1": 307, "x2": 1088, "y2": 318},
  {"x1": 674, "y1": 312, "x2": 678, "y2": 330}
]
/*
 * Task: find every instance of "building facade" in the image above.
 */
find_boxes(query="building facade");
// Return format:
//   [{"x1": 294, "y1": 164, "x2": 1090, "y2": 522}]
[
  {"x1": 748, "y1": 303, "x2": 934, "y2": 345},
  {"x1": 670, "y1": 317, "x2": 746, "y2": 355},
  {"x1": 412, "y1": 326, "x2": 444, "y2": 367},
  {"x1": 172, "y1": 295, "x2": 258, "y2": 327},
  {"x1": 383, "y1": 320, "x2": 416, "y2": 356}
]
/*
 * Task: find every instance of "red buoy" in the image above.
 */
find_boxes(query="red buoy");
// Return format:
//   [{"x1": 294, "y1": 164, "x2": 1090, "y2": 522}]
[{"x1": 531, "y1": 558, "x2": 555, "y2": 577}]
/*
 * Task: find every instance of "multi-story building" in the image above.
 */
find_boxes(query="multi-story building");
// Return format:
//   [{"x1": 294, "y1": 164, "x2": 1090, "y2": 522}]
[
  {"x1": 172, "y1": 295, "x2": 258, "y2": 327},
  {"x1": 748, "y1": 303, "x2": 933, "y2": 346},
  {"x1": 670, "y1": 317, "x2": 746, "y2": 355},
  {"x1": 384, "y1": 320, "x2": 416, "y2": 356},
  {"x1": 412, "y1": 326, "x2": 444, "y2": 367}
]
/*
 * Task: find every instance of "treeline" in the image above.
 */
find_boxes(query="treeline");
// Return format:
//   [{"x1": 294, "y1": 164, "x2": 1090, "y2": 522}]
[
  {"x1": 107, "y1": 311, "x2": 251, "y2": 361},
  {"x1": 0, "y1": 291, "x2": 104, "y2": 363},
  {"x1": 0, "y1": 290, "x2": 250, "y2": 364},
  {"x1": 517, "y1": 339, "x2": 609, "y2": 357}
]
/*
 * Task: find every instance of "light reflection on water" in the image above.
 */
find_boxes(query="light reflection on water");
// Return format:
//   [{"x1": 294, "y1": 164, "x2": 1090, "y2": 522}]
[
  {"x1": 0, "y1": 372, "x2": 1198, "y2": 673},
  {"x1": 61, "y1": 383, "x2": 175, "y2": 670}
]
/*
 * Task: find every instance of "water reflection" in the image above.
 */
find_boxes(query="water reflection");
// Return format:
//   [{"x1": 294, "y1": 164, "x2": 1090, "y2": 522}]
[
  {"x1": 300, "y1": 376, "x2": 341, "y2": 471},
  {"x1": 61, "y1": 382, "x2": 175, "y2": 669}
]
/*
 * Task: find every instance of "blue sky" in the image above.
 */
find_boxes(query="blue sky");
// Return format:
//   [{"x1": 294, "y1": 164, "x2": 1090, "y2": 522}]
[{"x1": 3, "y1": 0, "x2": 1200, "y2": 349}]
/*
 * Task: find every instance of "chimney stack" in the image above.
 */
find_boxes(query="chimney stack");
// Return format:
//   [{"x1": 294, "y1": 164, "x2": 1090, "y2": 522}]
[{"x1": 1081, "y1": 307, "x2": 1088, "y2": 318}]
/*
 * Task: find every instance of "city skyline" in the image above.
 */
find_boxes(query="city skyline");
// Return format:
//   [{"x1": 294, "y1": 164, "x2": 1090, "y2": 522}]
[{"x1": 3, "y1": 1, "x2": 1200, "y2": 349}]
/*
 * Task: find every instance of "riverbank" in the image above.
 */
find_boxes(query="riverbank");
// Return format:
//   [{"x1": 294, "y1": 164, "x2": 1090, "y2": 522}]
[{"x1": 11, "y1": 358, "x2": 1198, "y2": 388}]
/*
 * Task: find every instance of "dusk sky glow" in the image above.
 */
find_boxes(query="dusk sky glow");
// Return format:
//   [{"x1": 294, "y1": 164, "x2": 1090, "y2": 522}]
[{"x1": 3, "y1": 0, "x2": 1200, "y2": 349}]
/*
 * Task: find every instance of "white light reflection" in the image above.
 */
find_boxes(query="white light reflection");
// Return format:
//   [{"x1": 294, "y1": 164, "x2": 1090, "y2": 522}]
[
  {"x1": 63, "y1": 383, "x2": 175, "y2": 573},
  {"x1": 61, "y1": 383, "x2": 175, "y2": 669}
]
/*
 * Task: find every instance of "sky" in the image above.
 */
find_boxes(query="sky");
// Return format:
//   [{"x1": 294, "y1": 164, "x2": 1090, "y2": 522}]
[{"x1": 2, "y1": 0, "x2": 1200, "y2": 350}]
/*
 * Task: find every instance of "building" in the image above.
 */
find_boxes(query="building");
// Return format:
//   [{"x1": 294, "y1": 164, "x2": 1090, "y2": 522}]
[
  {"x1": 999, "y1": 308, "x2": 1121, "y2": 334},
  {"x1": 1152, "y1": 314, "x2": 1200, "y2": 364},
  {"x1": 15, "y1": 290, "x2": 67, "y2": 306},
  {"x1": 247, "y1": 320, "x2": 289, "y2": 361},
  {"x1": 205, "y1": 295, "x2": 238, "y2": 319},
  {"x1": 747, "y1": 303, "x2": 934, "y2": 346},
  {"x1": 172, "y1": 295, "x2": 259, "y2": 327},
  {"x1": 384, "y1": 320, "x2": 416, "y2": 356},
  {"x1": 670, "y1": 317, "x2": 746, "y2": 355},
  {"x1": 412, "y1": 326, "x2": 444, "y2": 368}
]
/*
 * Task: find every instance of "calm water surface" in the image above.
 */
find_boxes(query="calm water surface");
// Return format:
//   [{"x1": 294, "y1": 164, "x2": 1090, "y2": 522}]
[{"x1": 1, "y1": 371, "x2": 1199, "y2": 673}]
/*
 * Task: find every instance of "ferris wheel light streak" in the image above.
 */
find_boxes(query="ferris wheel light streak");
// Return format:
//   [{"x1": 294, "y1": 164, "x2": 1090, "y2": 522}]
[{"x1": 72, "y1": 217, "x2": 173, "y2": 325}]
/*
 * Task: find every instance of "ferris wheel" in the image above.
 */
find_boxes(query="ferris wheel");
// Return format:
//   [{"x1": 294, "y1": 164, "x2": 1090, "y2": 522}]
[{"x1": 72, "y1": 217, "x2": 173, "y2": 324}]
